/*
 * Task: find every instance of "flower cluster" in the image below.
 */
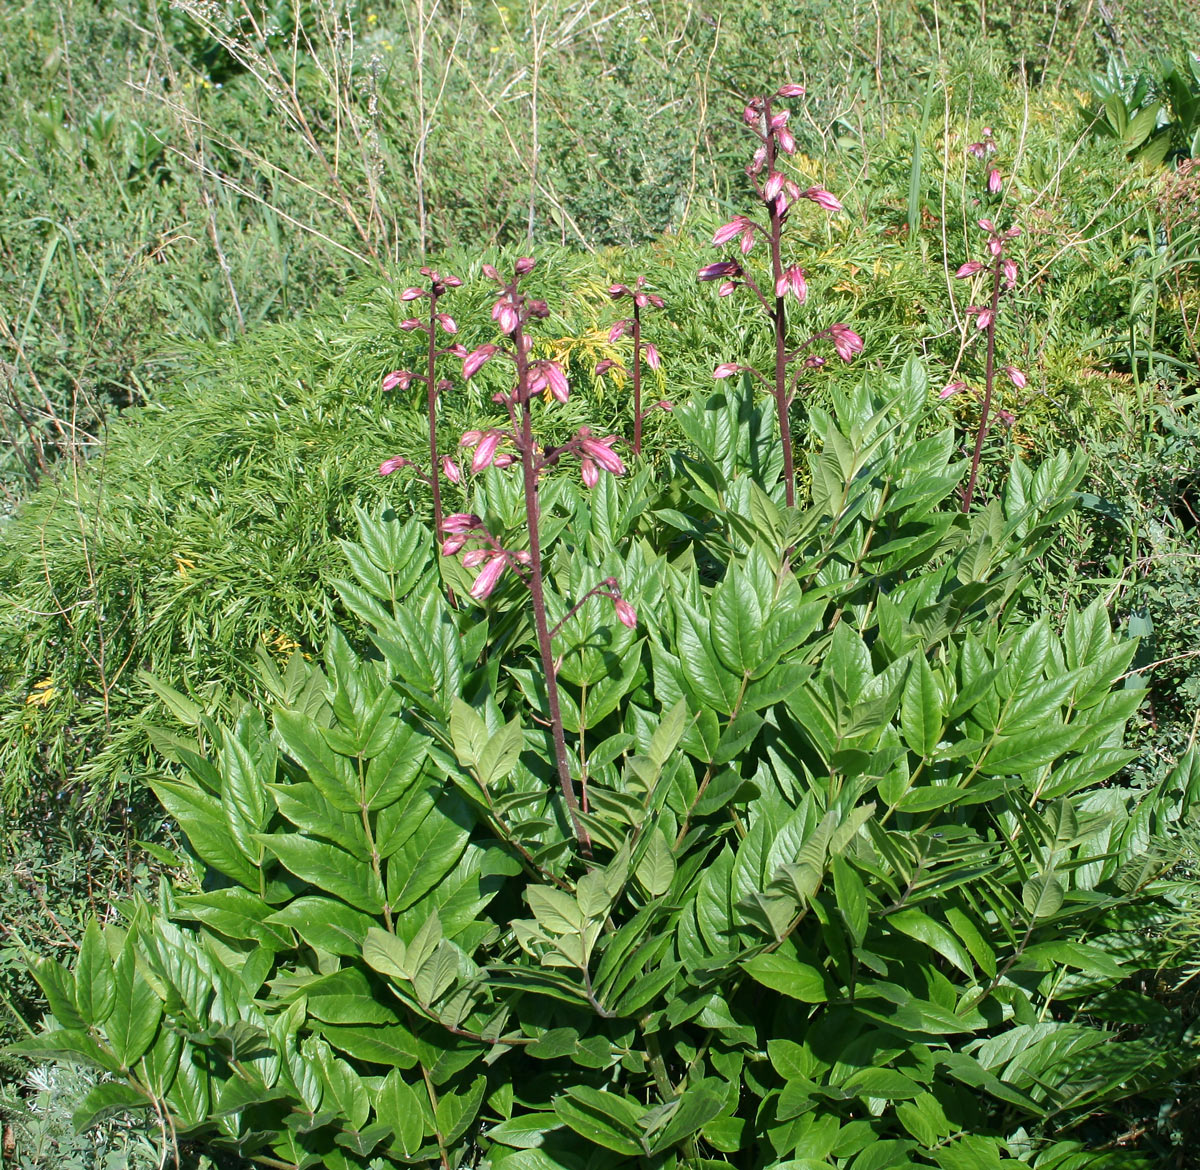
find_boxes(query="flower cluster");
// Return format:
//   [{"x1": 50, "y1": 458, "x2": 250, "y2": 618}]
[
  {"x1": 698, "y1": 85, "x2": 864, "y2": 508},
  {"x1": 378, "y1": 267, "x2": 467, "y2": 538},
  {"x1": 946, "y1": 136, "x2": 1030, "y2": 510},
  {"x1": 595, "y1": 276, "x2": 671, "y2": 454}
]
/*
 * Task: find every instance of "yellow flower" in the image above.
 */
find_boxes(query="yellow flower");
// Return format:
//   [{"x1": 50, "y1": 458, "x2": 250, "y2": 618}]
[{"x1": 26, "y1": 679, "x2": 56, "y2": 708}]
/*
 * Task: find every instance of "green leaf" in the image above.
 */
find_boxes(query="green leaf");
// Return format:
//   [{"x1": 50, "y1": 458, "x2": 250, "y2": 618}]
[
  {"x1": 553, "y1": 1086, "x2": 645, "y2": 1156},
  {"x1": 30, "y1": 957, "x2": 85, "y2": 1030},
  {"x1": 648, "y1": 1083, "x2": 726, "y2": 1154},
  {"x1": 901, "y1": 655, "x2": 942, "y2": 758},
  {"x1": 635, "y1": 829, "x2": 676, "y2": 897},
  {"x1": 484, "y1": 1112, "x2": 562, "y2": 1149},
  {"x1": 1021, "y1": 874, "x2": 1065, "y2": 919},
  {"x1": 75, "y1": 920, "x2": 116, "y2": 1027},
  {"x1": 742, "y1": 951, "x2": 828, "y2": 1003},
  {"x1": 7, "y1": 1030, "x2": 121, "y2": 1074},
  {"x1": 268, "y1": 896, "x2": 376, "y2": 956},
  {"x1": 105, "y1": 944, "x2": 162, "y2": 1069},
  {"x1": 262, "y1": 834, "x2": 385, "y2": 914},
  {"x1": 72, "y1": 1081, "x2": 148, "y2": 1132},
  {"x1": 375, "y1": 1070, "x2": 427, "y2": 1155},
  {"x1": 437, "y1": 1072, "x2": 487, "y2": 1146},
  {"x1": 275, "y1": 706, "x2": 359, "y2": 812},
  {"x1": 887, "y1": 908, "x2": 974, "y2": 976}
]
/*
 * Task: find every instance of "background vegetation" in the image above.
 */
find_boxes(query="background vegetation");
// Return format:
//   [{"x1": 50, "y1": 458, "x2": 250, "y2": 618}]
[{"x1": 1, "y1": 0, "x2": 1199, "y2": 1166}]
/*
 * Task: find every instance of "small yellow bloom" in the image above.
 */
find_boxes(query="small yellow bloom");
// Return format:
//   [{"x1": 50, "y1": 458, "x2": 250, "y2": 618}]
[{"x1": 26, "y1": 679, "x2": 56, "y2": 708}]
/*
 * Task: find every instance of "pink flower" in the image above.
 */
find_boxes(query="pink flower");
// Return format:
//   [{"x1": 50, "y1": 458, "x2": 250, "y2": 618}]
[
  {"x1": 382, "y1": 369, "x2": 413, "y2": 392},
  {"x1": 763, "y1": 171, "x2": 785, "y2": 201},
  {"x1": 713, "y1": 363, "x2": 740, "y2": 378},
  {"x1": 1002, "y1": 259, "x2": 1018, "y2": 287},
  {"x1": 803, "y1": 186, "x2": 843, "y2": 212},
  {"x1": 614, "y1": 599, "x2": 637, "y2": 628},
  {"x1": 718, "y1": 281, "x2": 737, "y2": 297},
  {"x1": 399, "y1": 319, "x2": 423, "y2": 332},
  {"x1": 777, "y1": 83, "x2": 806, "y2": 97},
  {"x1": 713, "y1": 218, "x2": 746, "y2": 246},
  {"x1": 967, "y1": 142, "x2": 986, "y2": 159},
  {"x1": 698, "y1": 261, "x2": 742, "y2": 282},
  {"x1": 939, "y1": 381, "x2": 969, "y2": 399},
  {"x1": 955, "y1": 261, "x2": 985, "y2": 279},
  {"x1": 978, "y1": 219, "x2": 995, "y2": 233},
  {"x1": 463, "y1": 345, "x2": 499, "y2": 379},
  {"x1": 648, "y1": 294, "x2": 665, "y2": 308},
  {"x1": 804, "y1": 355, "x2": 825, "y2": 369},
  {"x1": 492, "y1": 452, "x2": 514, "y2": 469},
  {"x1": 829, "y1": 324, "x2": 864, "y2": 362},
  {"x1": 441, "y1": 534, "x2": 468, "y2": 556},
  {"x1": 988, "y1": 169, "x2": 1002, "y2": 194},
  {"x1": 379, "y1": 456, "x2": 410, "y2": 476},
  {"x1": 595, "y1": 359, "x2": 620, "y2": 376},
  {"x1": 461, "y1": 548, "x2": 491, "y2": 568},
  {"x1": 997, "y1": 409, "x2": 1016, "y2": 426},
  {"x1": 580, "y1": 457, "x2": 599, "y2": 489},
  {"x1": 1004, "y1": 366, "x2": 1027, "y2": 388},
  {"x1": 608, "y1": 320, "x2": 629, "y2": 343},
  {"x1": 440, "y1": 455, "x2": 462, "y2": 484},
  {"x1": 987, "y1": 238, "x2": 1003, "y2": 257},
  {"x1": 459, "y1": 430, "x2": 483, "y2": 448},
  {"x1": 769, "y1": 109, "x2": 790, "y2": 129},
  {"x1": 643, "y1": 344, "x2": 661, "y2": 370},
  {"x1": 609, "y1": 283, "x2": 631, "y2": 298},
  {"x1": 776, "y1": 265, "x2": 807, "y2": 302},
  {"x1": 776, "y1": 127, "x2": 796, "y2": 154},
  {"x1": 442, "y1": 513, "x2": 482, "y2": 534},
  {"x1": 743, "y1": 103, "x2": 760, "y2": 126},
  {"x1": 442, "y1": 274, "x2": 463, "y2": 288},
  {"x1": 436, "y1": 313, "x2": 458, "y2": 334},
  {"x1": 481, "y1": 264, "x2": 501, "y2": 281},
  {"x1": 470, "y1": 554, "x2": 508, "y2": 600},
  {"x1": 471, "y1": 431, "x2": 503, "y2": 472},
  {"x1": 400, "y1": 287, "x2": 425, "y2": 301},
  {"x1": 492, "y1": 298, "x2": 519, "y2": 335},
  {"x1": 578, "y1": 430, "x2": 626, "y2": 475},
  {"x1": 968, "y1": 307, "x2": 995, "y2": 330},
  {"x1": 514, "y1": 256, "x2": 536, "y2": 275},
  {"x1": 544, "y1": 361, "x2": 570, "y2": 403}
]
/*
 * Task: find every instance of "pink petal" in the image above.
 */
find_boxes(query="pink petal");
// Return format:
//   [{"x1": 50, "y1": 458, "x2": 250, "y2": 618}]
[
  {"x1": 955, "y1": 261, "x2": 985, "y2": 279},
  {"x1": 777, "y1": 83, "x2": 806, "y2": 97},
  {"x1": 379, "y1": 456, "x2": 409, "y2": 476},
  {"x1": 1004, "y1": 366, "x2": 1027, "y2": 389},
  {"x1": 643, "y1": 344, "x2": 660, "y2": 371},
  {"x1": 472, "y1": 431, "x2": 502, "y2": 473},
  {"x1": 440, "y1": 455, "x2": 462, "y2": 484},
  {"x1": 442, "y1": 513, "x2": 482, "y2": 534},
  {"x1": 400, "y1": 287, "x2": 425, "y2": 300},
  {"x1": 545, "y1": 362, "x2": 570, "y2": 403},
  {"x1": 614, "y1": 599, "x2": 637, "y2": 628},
  {"x1": 463, "y1": 345, "x2": 498, "y2": 379},
  {"x1": 514, "y1": 256, "x2": 536, "y2": 275},
  {"x1": 713, "y1": 362, "x2": 739, "y2": 378},
  {"x1": 470, "y1": 554, "x2": 508, "y2": 599},
  {"x1": 608, "y1": 320, "x2": 629, "y2": 343},
  {"x1": 580, "y1": 457, "x2": 599, "y2": 489},
  {"x1": 988, "y1": 169, "x2": 1002, "y2": 194}
]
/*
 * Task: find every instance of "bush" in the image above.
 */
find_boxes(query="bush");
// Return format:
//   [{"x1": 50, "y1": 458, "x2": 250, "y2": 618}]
[{"x1": 16, "y1": 363, "x2": 1200, "y2": 1168}]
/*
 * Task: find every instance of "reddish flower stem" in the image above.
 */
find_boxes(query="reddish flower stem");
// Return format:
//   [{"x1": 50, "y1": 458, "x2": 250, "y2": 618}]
[
  {"x1": 764, "y1": 97, "x2": 796, "y2": 509},
  {"x1": 511, "y1": 312, "x2": 591, "y2": 855},
  {"x1": 962, "y1": 260, "x2": 1004, "y2": 513},
  {"x1": 426, "y1": 288, "x2": 445, "y2": 539},
  {"x1": 631, "y1": 302, "x2": 643, "y2": 456}
]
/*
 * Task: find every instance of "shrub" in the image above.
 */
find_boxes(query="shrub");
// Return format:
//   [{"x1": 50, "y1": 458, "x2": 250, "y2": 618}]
[{"x1": 15, "y1": 362, "x2": 1200, "y2": 1168}]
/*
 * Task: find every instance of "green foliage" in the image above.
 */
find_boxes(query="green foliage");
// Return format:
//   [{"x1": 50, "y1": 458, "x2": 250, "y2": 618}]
[{"x1": 18, "y1": 366, "x2": 1200, "y2": 1167}]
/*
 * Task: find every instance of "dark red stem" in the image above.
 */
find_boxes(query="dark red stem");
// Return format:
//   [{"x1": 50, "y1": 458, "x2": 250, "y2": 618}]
[
  {"x1": 427, "y1": 288, "x2": 444, "y2": 538},
  {"x1": 764, "y1": 98, "x2": 796, "y2": 509},
  {"x1": 962, "y1": 258, "x2": 1004, "y2": 513},
  {"x1": 511, "y1": 311, "x2": 591, "y2": 854},
  {"x1": 632, "y1": 303, "x2": 643, "y2": 456}
]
